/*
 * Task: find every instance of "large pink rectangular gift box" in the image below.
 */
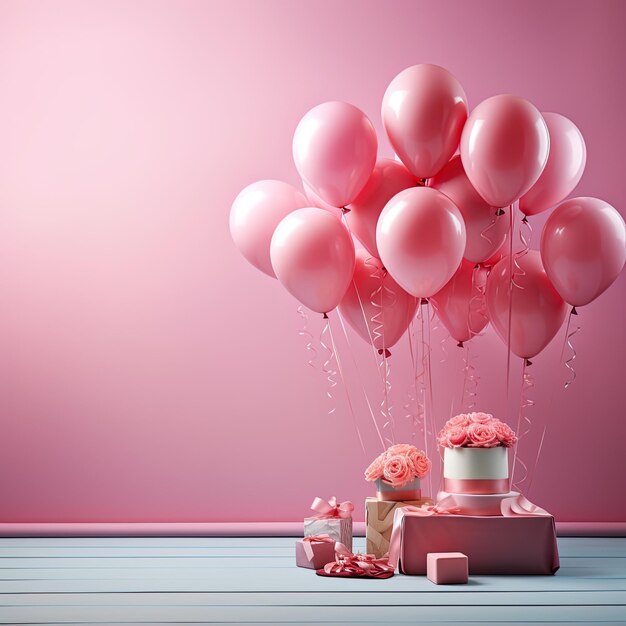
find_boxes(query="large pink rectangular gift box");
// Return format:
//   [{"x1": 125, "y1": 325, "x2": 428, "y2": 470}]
[{"x1": 389, "y1": 509, "x2": 559, "y2": 576}]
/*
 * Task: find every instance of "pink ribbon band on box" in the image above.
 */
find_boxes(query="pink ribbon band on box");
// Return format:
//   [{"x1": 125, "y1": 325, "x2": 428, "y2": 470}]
[
  {"x1": 443, "y1": 478, "x2": 510, "y2": 495},
  {"x1": 387, "y1": 494, "x2": 558, "y2": 575},
  {"x1": 376, "y1": 487, "x2": 421, "y2": 502},
  {"x1": 301, "y1": 534, "x2": 334, "y2": 560},
  {"x1": 310, "y1": 496, "x2": 354, "y2": 519}
]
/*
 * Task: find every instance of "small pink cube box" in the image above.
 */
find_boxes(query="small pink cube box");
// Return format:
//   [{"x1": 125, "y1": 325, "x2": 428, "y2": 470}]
[{"x1": 426, "y1": 552, "x2": 469, "y2": 584}]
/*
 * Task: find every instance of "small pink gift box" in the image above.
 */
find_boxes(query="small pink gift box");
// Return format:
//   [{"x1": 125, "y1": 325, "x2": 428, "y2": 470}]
[
  {"x1": 304, "y1": 496, "x2": 353, "y2": 551},
  {"x1": 427, "y1": 552, "x2": 468, "y2": 584},
  {"x1": 295, "y1": 535, "x2": 336, "y2": 570}
]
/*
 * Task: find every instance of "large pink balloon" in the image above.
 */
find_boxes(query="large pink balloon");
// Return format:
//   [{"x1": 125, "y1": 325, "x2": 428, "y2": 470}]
[
  {"x1": 376, "y1": 187, "x2": 467, "y2": 297},
  {"x1": 302, "y1": 181, "x2": 342, "y2": 216},
  {"x1": 270, "y1": 208, "x2": 355, "y2": 314},
  {"x1": 346, "y1": 158, "x2": 417, "y2": 258},
  {"x1": 520, "y1": 113, "x2": 586, "y2": 216},
  {"x1": 486, "y1": 251, "x2": 568, "y2": 359},
  {"x1": 382, "y1": 64, "x2": 468, "y2": 179},
  {"x1": 338, "y1": 250, "x2": 417, "y2": 351},
  {"x1": 460, "y1": 95, "x2": 550, "y2": 208},
  {"x1": 540, "y1": 197, "x2": 626, "y2": 307},
  {"x1": 293, "y1": 101, "x2": 377, "y2": 208},
  {"x1": 431, "y1": 156, "x2": 508, "y2": 264},
  {"x1": 229, "y1": 180, "x2": 308, "y2": 277},
  {"x1": 431, "y1": 260, "x2": 489, "y2": 344}
]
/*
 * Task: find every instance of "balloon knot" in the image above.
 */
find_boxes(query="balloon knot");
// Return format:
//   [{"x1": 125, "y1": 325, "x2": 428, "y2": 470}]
[
  {"x1": 571, "y1": 306, "x2": 578, "y2": 315},
  {"x1": 323, "y1": 312, "x2": 328, "y2": 319},
  {"x1": 474, "y1": 263, "x2": 480, "y2": 269},
  {"x1": 522, "y1": 216, "x2": 529, "y2": 224},
  {"x1": 495, "y1": 208, "x2": 505, "y2": 216},
  {"x1": 378, "y1": 348, "x2": 392, "y2": 358},
  {"x1": 420, "y1": 298, "x2": 429, "y2": 305},
  {"x1": 525, "y1": 358, "x2": 533, "y2": 366},
  {"x1": 457, "y1": 341, "x2": 464, "y2": 348},
  {"x1": 341, "y1": 206, "x2": 350, "y2": 214},
  {"x1": 416, "y1": 178, "x2": 427, "y2": 187}
]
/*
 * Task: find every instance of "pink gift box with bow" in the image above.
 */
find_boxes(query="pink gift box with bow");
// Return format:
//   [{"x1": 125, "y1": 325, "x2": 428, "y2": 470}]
[
  {"x1": 304, "y1": 496, "x2": 353, "y2": 551},
  {"x1": 295, "y1": 535, "x2": 337, "y2": 570},
  {"x1": 388, "y1": 495, "x2": 560, "y2": 576}
]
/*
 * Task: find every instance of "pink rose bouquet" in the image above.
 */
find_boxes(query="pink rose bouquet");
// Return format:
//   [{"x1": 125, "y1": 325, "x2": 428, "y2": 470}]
[
  {"x1": 437, "y1": 412, "x2": 517, "y2": 448},
  {"x1": 364, "y1": 444, "x2": 431, "y2": 488}
]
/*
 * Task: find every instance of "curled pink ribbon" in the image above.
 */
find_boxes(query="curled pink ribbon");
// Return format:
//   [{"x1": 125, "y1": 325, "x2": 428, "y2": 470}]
[
  {"x1": 501, "y1": 494, "x2": 550, "y2": 517},
  {"x1": 302, "y1": 534, "x2": 334, "y2": 561},
  {"x1": 310, "y1": 496, "x2": 354, "y2": 519},
  {"x1": 320, "y1": 542, "x2": 394, "y2": 578}
]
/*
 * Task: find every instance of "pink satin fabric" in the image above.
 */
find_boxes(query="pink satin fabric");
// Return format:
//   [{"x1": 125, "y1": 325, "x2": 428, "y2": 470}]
[
  {"x1": 320, "y1": 541, "x2": 395, "y2": 578},
  {"x1": 302, "y1": 534, "x2": 334, "y2": 560},
  {"x1": 310, "y1": 496, "x2": 354, "y2": 519},
  {"x1": 501, "y1": 494, "x2": 550, "y2": 517},
  {"x1": 443, "y1": 478, "x2": 510, "y2": 495}
]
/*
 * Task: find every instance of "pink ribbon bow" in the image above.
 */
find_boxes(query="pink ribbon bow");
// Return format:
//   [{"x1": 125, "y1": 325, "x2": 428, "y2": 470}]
[
  {"x1": 402, "y1": 495, "x2": 462, "y2": 517},
  {"x1": 320, "y1": 542, "x2": 394, "y2": 579},
  {"x1": 310, "y1": 496, "x2": 354, "y2": 519},
  {"x1": 302, "y1": 534, "x2": 334, "y2": 561},
  {"x1": 501, "y1": 494, "x2": 551, "y2": 517}
]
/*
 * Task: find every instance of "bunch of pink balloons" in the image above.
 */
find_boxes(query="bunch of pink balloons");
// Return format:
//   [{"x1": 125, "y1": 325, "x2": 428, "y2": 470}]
[{"x1": 230, "y1": 63, "x2": 626, "y2": 359}]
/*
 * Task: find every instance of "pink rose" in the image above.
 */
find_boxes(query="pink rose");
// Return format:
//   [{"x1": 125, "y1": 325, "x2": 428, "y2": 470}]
[
  {"x1": 383, "y1": 454, "x2": 413, "y2": 488},
  {"x1": 364, "y1": 453, "x2": 386, "y2": 481},
  {"x1": 467, "y1": 422, "x2": 499, "y2": 447},
  {"x1": 447, "y1": 413, "x2": 472, "y2": 428},
  {"x1": 493, "y1": 420, "x2": 518, "y2": 447},
  {"x1": 387, "y1": 443, "x2": 413, "y2": 456},
  {"x1": 469, "y1": 412, "x2": 493, "y2": 424},
  {"x1": 408, "y1": 448, "x2": 431, "y2": 478},
  {"x1": 445, "y1": 426, "x2": 469, "y2": 448}
]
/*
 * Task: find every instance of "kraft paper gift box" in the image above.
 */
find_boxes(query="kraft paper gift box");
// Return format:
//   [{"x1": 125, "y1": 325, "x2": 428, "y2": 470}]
[
  {"x1": 388, "y1": 499, "x2": 560, "y2": 576},
  {"x1": 295, "y1": 535, "x2": 337, "y2": 570},
  {"x1": 304, "y1": 496, "x2": 353, "y2": 551},
  {"x1": 365, "y1": 496, "x2": 432, "y2": 558}
]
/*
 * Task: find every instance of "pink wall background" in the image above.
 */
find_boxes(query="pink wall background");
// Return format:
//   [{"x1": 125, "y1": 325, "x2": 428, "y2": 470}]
[{"x1": 0, "y1": 0, "x2": 624, "y2": 524}]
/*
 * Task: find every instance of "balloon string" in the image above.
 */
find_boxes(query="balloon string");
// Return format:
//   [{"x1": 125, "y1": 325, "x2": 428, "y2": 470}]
[
  {"x1": 380, "y1": 349, "x2": 395, "y2": 446},
  {"x1": 297, "y1": 305, "x2": 318, "y2": 368},
  {"x1": 326, "y1": 314, "x2": 366, "y2": 454},
  {"x1": 511, "y1": 360, "x2": 534, "y2": 491},
  {"x1": 404, "y1": 318, "x2": 421, "y2": 442},
  {"x1": 417, "y1": 304, "x2": 432, "y2": 498},
  {"x1": 527, "y1": 309, "x2": 578, "y2": 493},
  {"x1": 479, "y1": 205, "x2": 499, "y2": 248},
  {"x1": 564, "y1": 315, "x2": 581, "y2": 390},
  {"x1": 337, "y1": 308, "x2": 386, "y2": 451},
  {"x1": 319, "y1": 316, "x2": 337, "y2": 415},
  {"x1": 468, "y1": 264, "x2": 488, "y2": 340},
  {"x1": 505, "y1": 203, "x2": 515, "y2": 421},
  {"x1": 512, "y1": 214, "x2": 532, "y2": 290},
  {"x1": 425, "y1": 302, "x2": 438, "y2": 483},
  {"x1": 461, "y1": 343, "x2": 479, "y2": 412}
]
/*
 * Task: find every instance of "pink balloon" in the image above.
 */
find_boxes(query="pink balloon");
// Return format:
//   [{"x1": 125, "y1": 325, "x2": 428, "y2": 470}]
[
  {"x1": 540, "y1": 197, "x2": 626, "y2": 307},
  {"x1": 382, "y1": 64, "x2": 468, "y2": 179},
  {"x1": 293, "y1": 101, "x2": 377, "y2": 208},
  {"x1": 376, "y1": 187, "x2": 467, "y2": 297},
  {"x1": 486, "y1": 251, "x2": 568, "y2": 359},
  {"x1": 431, "y1": 260, "x2": 489, "y2": 345},
  {"x1": 346, "y1": 158, "x2": 417, "y2": 258},
  {"x1": 270, "y1": 208, "x2": 356, "y2": 314},
  {"x1": 431, "y1": 156, "x2": 509, "y2": 264},
  {"x1": 460, "y1": 95, "x2": 550, "y2": 208},
  {"x1": 520, "y1": 112, "x2": 586, "y2": 216},
  {"x1": 229, "y1": 180, "x2": 308, "y2": 277},
  {"x1": 302, "y1": 181, "x2": 342, "y2": 217},
  {"x1": 338, "y1": 250, "x2": 417, "y2": 351}
]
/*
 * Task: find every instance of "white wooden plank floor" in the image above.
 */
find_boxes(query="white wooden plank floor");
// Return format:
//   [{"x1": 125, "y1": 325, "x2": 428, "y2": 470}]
[{"x1": 0, "y1": 536, "x2": 624, "y2": 624}]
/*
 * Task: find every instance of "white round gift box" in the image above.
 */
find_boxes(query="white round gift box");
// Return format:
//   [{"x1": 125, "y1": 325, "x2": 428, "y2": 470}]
[{"x1": 443, "y1": 446, "x2": 509, "y2": 494}]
